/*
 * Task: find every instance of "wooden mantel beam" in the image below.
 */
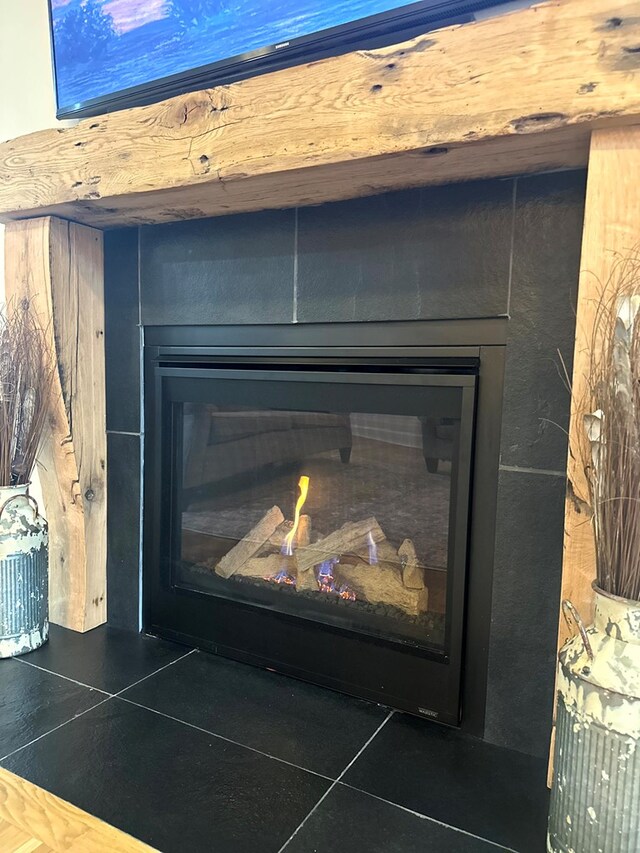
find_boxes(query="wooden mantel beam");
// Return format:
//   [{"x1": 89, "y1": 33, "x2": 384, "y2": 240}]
[{"x1": 1, "y1": 0, "x2": 640, "y2": 228}]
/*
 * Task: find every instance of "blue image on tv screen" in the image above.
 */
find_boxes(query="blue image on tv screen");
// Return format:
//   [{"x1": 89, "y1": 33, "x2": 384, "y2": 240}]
[{"x1": 51, "y1": 0, "x2": 417, "y2": 109}]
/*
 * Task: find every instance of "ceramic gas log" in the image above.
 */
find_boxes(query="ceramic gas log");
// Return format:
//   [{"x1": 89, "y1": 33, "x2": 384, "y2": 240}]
[{"x1": 210, "y1": 507, "x2": 429, "y2": 617}]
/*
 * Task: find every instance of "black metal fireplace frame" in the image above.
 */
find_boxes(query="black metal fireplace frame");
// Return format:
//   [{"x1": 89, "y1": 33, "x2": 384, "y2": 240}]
[{"x1": 143, "y1": 319, "x2": 506, "y2": 735}]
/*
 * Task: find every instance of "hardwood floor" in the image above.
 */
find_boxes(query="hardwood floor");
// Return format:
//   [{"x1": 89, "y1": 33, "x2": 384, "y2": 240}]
[{"x1": 0, "y1": 769, "x2": 154, "y2": 853}]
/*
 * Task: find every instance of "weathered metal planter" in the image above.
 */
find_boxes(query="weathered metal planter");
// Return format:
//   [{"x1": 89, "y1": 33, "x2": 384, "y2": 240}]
[
  {"x1": 548, "y1": 586, "x2": 640, "y2": 853},
  {"x1": 0, "y1": 484, "x2": 49, "y2": 658}
]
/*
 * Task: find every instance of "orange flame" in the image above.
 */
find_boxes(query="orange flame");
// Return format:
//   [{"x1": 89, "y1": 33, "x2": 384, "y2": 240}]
[{"x1": 283, "y1": 475, "x2": 310, "y2": 556}]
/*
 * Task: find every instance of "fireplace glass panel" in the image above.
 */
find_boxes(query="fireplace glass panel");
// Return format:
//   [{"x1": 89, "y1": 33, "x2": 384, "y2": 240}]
[{"x1": 170, "y1": 371, "x2": 472, "y2": 654}]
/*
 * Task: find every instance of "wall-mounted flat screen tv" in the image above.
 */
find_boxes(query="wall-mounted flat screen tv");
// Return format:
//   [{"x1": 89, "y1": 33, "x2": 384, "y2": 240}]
[{"x1": 49, "y1": 0, "x2": 513, "y2": 119}]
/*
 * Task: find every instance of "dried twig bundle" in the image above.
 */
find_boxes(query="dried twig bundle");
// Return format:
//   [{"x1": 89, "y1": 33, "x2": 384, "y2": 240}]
[
  {"x1": 0, "y1": 299, "x2": 53, "y2": 487},
  {"x1": 578, "y1": 252, "x2": 640, "y2": 602}
]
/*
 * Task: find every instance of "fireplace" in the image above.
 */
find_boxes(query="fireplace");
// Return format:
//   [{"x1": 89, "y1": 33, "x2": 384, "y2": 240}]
[
  {"x1": 102, "y1": 171, "x2": 584, "y2": 756},
  {"x1": 144, "y1": 320, "x2": 505, "y2": 728}
]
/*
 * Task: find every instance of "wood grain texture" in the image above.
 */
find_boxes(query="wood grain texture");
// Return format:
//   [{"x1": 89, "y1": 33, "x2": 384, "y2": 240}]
[
  {"x1": 0, "y1": 768, "x2": 154, "y2": 852},
  {"x1": 558, "y1": 126, "x2": 640, "y2": 648},
  {"x1": 4, "y1": 217, "x2": 106, "y2": 632},
  {"x1": 0, "y1": 0, "x2": 639, "y2": 227},
  {"x1": 547, "y1": 126, "x2": 640, "y2": 784}
]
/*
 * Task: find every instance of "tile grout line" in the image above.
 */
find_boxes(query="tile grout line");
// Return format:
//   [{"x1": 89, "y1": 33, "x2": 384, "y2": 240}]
[
  {"x1": 116, "y1": 695, "x2": 335, "y2": 783},
  {"x1": 1, "y1": 663, "x2": 515, "y2": 853},
  {"x1": 13, "y1": 646, "x2": 197, "y2": 700},
  {"x1": 2, "y1": 648, "x2": 198, "y2": 765},
  {"x1": 12, "y1": 657, "x2": 114, "y2": 696},
  {"x1": 0, "y1": 695, "x2": 114, "y2": 765},
  {"x1": 112, "y1": 648, "x2": 198, "y2": 697},
  {"x1": 337, "y1": 782, "x2": 517, "y2": 852},
  {"x1": 276, "y1": 710, "x2": 395, "y2": 853}
]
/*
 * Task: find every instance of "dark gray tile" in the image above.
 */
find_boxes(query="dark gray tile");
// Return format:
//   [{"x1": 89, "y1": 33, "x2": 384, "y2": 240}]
[
  {"x1": 122, "y1": 650, "x2": 388, "y2": 777},
  {"x1": 343, "y1": 714, "x2": 548, "y2": 853},
  {"x1": 286, "y1": 783, "x2": 501, "y2": 852},
  {"x1": 297, "y1": 180, "x2": 514, "y2": 323},
  {"x1": 501, "y1": 170, "x2": 586, "y2": 471},
  {"x1": 0, "y1": 659, "x2": 106, "y2": 759},
  {"x1": 140, "y1": 210, "x2": 295, "y2": 325},
  {"x1": 107, "y1": 432, "x2": 140, "y2": 631},
  {"x1": 3, "y1": 698, "x2": 329, "y2": 853},
  {"x1": 485, "y1": 469, "x2": 566, "y2": 758},
  {"x1": 23, "y1": 624, "x2": 185, "y2": 694},
  {"x1": 104, "y1": 229, "x2": 140, "y2": 433}
]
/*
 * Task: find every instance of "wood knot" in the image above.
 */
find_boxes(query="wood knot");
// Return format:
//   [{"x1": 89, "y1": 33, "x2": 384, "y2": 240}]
[{"x1": 510, "y1": 113, "x2": 567, "y2": 133}]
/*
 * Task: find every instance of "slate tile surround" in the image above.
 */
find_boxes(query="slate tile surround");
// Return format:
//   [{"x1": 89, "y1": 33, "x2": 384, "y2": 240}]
[
  {"x1": 104, "y1": 228, "x2": 140, "y2": 435},
  {"x1": 342, "y1": 712, "x2": 549, "y2": 852},
  {"x1": 0, "y1": 626, "x2": 548, "y2": 853},
  {"x1": 0, "y1": 658, "x2": 107, "y2": 759},
  {"x1": 484, "y1": 469, "x2": 567, "y2": 757},
  {"x1": 140, "y1": 209, "x2": 296, "y2": 326},
  {"x1": 21, "y1": 623, "x2": 184, "y2": 694},
  {"x1": 285, "y1": 784, "x2": 503, "y2": 853},
  {"x1": 500, "y1": 170, "x2": 586, "y2": 473},
  {"x1": 106, "y1": 432, "x2": 141, "y2": 631},
  {"x1": 296, "y1": 179, "x2": 515, "y2": 322},
  {"x1": 104, "y1": 169, "x2": 586, "y2": 761},
  {"x1": 121, "y1": 649, "x2": 389, "y2": 777}
]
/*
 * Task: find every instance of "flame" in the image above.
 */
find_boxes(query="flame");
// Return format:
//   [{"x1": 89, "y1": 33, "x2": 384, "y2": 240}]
[
  {"x1": 266, "y1": 567, "x2": 296, "y2": 586},
  {"x1": 338, "y1": 584, "x2": 356, "y2": 601},
  {"x1": 315, "y1": 559, "x2": 356, "y2": 601},
  {"x1": 317, "y1": 558, "x2": 337, "y2": 592},
  {"x1": 367, "y1": 531, "x2": 378, "y2": 565},
  {"x1": 282, "y1": 475, "x2": 310, "y2": 556}
]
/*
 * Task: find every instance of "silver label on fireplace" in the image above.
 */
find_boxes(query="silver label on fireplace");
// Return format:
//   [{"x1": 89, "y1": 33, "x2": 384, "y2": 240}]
[{"x1": 418, "y1": 707, "x2": 439, "y2": 718}]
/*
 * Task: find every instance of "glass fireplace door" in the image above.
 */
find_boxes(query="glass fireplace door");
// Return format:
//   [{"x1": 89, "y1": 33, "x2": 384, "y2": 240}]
[{"x1": 146, "y1": 360, "x2": 477, "y2": 725}]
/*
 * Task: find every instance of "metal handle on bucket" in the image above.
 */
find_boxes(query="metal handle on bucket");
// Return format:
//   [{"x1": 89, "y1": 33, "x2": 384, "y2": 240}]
[
  {"x1": 0, "y1": 493, "x2": 40, "y2": 521},
  {"x1": 562, "y1": 599, "x2": 594, "y2": 661}
]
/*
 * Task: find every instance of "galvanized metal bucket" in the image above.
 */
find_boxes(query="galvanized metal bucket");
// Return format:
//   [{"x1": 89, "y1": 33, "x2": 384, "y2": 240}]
[
  {"x1": 548, "y1": 586, "x2": 640, "y2": 853},
  {"x1": 0, "y1": 484, "x2": 49, "y2": 658}
]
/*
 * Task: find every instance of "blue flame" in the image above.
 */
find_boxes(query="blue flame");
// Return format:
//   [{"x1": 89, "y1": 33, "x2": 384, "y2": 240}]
[{"x1": 266, "y1": 567, "x2": 296, "y2": 586}]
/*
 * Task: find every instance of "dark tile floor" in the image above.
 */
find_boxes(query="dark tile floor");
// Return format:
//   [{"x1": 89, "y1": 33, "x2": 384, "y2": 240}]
[{"x1": 0, "y1": 625, "x2": 549, "y2": 853}]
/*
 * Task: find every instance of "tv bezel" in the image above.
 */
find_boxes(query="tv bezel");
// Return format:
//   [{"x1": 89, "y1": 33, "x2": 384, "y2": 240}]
[{"x1": 49, "y1": 0, "x2": 510, "y2": 119}]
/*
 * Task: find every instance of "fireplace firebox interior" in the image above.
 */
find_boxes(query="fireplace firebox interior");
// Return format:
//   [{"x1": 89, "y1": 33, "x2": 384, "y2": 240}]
[{"x1": 145, "y1": 323, "x2": 505, "y2": 728}]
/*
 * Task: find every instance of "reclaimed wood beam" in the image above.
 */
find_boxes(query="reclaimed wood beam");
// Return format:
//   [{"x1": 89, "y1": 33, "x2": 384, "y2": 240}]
[
  {"x1": 559, "y1": 126, "x2": 640, "y2": 648},
  {"x1": 0, "y1": 0, "x2": 639, "y2": 227},
  {"x1": 547, "y1": 125, "x2": 640, "y2": 783},
  {"x1": 4, "y1": 217, "x2": 106, "y2": 632}
]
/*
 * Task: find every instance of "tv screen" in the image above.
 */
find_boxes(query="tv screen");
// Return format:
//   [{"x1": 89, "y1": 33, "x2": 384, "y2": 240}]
[{"x1": 49, "y1": 0, "x2": 510, "y2": 118}]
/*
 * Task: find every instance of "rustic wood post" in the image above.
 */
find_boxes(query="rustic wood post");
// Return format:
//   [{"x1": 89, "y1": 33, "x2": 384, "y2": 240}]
[
  {"x1": 4, "y1": 217, "x2": 106, "y2": 632},
  {"x1": 549, "y1": 126, "x2": 640, "y2": 781},
  {"x1": 559, "y1": 127, "x2": 640, "y2": 647}
]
